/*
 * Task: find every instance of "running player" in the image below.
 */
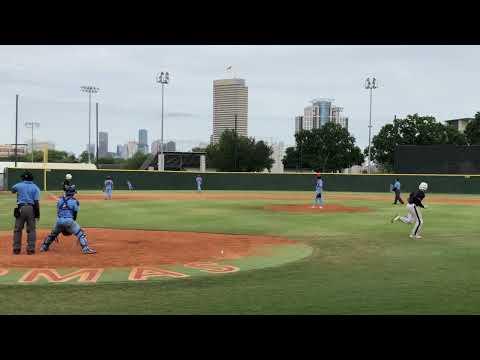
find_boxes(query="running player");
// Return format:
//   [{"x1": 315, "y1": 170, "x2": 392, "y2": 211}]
[{"x1": 391, "y1": 182, "x2": 428, "y2": 239}]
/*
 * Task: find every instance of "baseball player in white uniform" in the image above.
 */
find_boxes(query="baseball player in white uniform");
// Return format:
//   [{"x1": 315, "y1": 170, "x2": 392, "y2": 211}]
[{"x1": 391, "y1": 182, "x2": 428, "y2": 239}]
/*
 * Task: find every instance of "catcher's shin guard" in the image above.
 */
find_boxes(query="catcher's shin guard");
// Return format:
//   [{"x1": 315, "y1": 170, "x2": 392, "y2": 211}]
[
  {"x1": 40, "y1": 234, "x2": 58, "y2": 252},
  {"x1": 74, "y1": 228, "x2": 88, "y2": 247}
]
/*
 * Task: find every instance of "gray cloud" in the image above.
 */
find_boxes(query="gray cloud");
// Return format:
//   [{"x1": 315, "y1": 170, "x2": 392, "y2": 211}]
[{"x1": 0, "y1": 45, "x2": 479, "y2": 156}]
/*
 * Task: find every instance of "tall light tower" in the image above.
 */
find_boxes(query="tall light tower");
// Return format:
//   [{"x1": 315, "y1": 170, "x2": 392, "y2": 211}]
[
  {"x1": 24, "y1": 121, "x2": 40, "y2": 163},
  {"x1": 156, "y1": 71, "x2": 170, "y2": 171},
  {"x1": 365, "y1": 77, "x2": 378, "y2": 174},
  {"x1": 80, "y1": 85, "x2": 100, "y2": 164}
]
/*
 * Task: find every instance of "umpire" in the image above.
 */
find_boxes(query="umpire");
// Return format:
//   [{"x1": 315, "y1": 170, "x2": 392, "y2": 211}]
[
  {"x1": 11, "y1": 171, "x2": 41, "y2": 255},
  {"x1": 392, "y1": 178, "x2": 404, "y2": 205}
]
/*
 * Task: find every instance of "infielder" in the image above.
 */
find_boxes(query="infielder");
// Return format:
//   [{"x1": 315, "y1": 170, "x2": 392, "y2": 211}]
[
  {"x1": 391, "y1": 182, "x2": 428, "y2": 239},
  {"x1": 40, "y1": 185, "x2": 96, "y2": 254},
  {"x1": 311, "y1": 173, "x2": 324, "y2": 209},
  {"x1": 195, "y1": 175, "x2": 203, "y2": 192},
  {"x1": 104, "y1": 176, "x2": 114, "y2": 200}
]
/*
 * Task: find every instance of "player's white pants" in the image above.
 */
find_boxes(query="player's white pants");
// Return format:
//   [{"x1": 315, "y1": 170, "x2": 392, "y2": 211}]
[{"x1": 400, "y1": 203, "x2": 423, "y2": 236}]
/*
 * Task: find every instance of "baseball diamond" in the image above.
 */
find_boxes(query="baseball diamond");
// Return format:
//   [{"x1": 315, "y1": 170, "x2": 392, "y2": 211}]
[{"x1": 0, "y1": 188, "x2": 479, "y2": 314}]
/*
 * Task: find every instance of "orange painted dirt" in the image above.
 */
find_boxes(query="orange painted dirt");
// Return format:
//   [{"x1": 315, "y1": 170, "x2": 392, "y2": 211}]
[
  {"x1": 44, "y1": 192, "x2": 480, "y2": 205},
  {"x1": 264, "y1": 204, "x2": 371, "y2": 213},
  {"x1": 0, "y1": 228, "x2": 293, "y2": 268}
]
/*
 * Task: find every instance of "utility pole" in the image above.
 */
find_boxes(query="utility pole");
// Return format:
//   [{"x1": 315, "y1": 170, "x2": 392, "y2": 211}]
[
  {"x1": 156, "y1": 71, "x2": 170, "y2": 171},
  {"x1": 15, "y1": 94, "x2": 19, "y2": 167},
  {"x1": 365, "y1": 77, "x2": 378, "y2": 174},
  {"x1": 96, "y1": 102, "x2": 99, "y2": 167}
]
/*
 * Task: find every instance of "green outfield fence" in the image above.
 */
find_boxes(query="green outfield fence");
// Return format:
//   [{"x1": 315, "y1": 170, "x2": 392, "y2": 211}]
[{"x1": 3, "y1": 167, "x2": 480, "y2": 194}]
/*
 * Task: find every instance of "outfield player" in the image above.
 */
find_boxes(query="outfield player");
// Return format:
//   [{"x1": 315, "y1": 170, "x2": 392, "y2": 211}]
[
  {"x1": 311, "y1": 173, "x2": 324, "y2": 209},
  {"x1": 40, "y1": 185, "x2": 96, "y2": 254},
  {"x1": 195, "y1": 175, "x2": 203, "y2": 192},
  {"x1": 104, "y1": 176, "x2": 114, "y2": 200},
  {"x1": 127, "y1": 180, "x2": 134, "y2": 190},
  {"x1": 391, "y1": 182, "x2": 428, "y2": 239}
]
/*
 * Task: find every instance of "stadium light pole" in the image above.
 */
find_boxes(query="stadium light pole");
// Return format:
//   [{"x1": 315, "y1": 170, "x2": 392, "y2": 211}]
[
  {"x1": 80, "y1": 85, "x2": 100, "y2": 164},
  {"x1": 24, "y1": 121, "x2": 40, "y2": 163},
  {"x1": 365, "y1": 77, "x2": 378, "y2": 174},
  {"x1": 156, "y1": 71, "x2": 170, "y2": 171},
  {"x1": 15, "y1": 94, "x2": 19, "y2": 167}
]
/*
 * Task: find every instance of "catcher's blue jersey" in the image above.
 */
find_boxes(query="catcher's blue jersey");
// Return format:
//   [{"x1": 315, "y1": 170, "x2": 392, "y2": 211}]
[{"x1": 57, "y1": 197, "x2": 79, "y2": 219}]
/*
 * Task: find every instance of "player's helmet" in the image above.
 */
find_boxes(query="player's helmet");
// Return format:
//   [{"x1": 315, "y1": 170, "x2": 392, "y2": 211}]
[
  {"x1": 21, "y1": 171, "x2": 34, "y2": 181},
  {"x1": 65, "y1": 185, "x2": 77, "y2": 197},
  {"x1": 107, "y1": 176, "x2": 112, "y2": 180},
  {"x1": 66, "y1": 173, "x2": 72, "y2": 180},
  {"x1": 419, "y1": 182, "x2": 428, "y2": 191}
]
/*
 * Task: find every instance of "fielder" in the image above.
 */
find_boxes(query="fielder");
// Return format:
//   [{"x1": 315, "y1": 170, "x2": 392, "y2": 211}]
[
  {"x1": 40, "y1": 185, "x2": 96, "y2": 254},
  {"x1": 391, "y1": 182, "x2": 428, "y2": 239},
  {"x1": 127, "y1": 180, "x2": 134, "y2": 191},
  {"x1": 311, "y1": 173, "x2": 324, "y2": 209},
  {"x1": 195, "y1": 175, "x2": 203, "y2": 192},
  {"x1": 104, "y1": 176, "x2": 114, "y2": 200}
]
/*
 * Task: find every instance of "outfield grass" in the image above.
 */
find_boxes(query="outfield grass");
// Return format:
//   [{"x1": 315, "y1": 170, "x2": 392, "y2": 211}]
[{"x1": 0, "y1": 190, "x2": 479, "y2": 314}]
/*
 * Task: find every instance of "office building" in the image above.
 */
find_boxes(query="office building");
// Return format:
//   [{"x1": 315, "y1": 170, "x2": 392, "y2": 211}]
[
  {"x1": 85, "y1": 143, "x2": 95, "y2": 155},
  {"x1": 138, "y1": 129, "x2": 149, "y2": 153},
  {"x1": 126, "y1": 141, "x2": 138, "y2": 158},
  {"x1": 98, "y1": 132, "x2": 109, "y2": 157},
  {"x1": 0, "y1": 144, "x2": 28, "y2": 158},
  {"x1": 445, "y1": 118, "x2": 474, "y2": 133},
  {"x1": 25, "y1": 140, "x2": 55, "y2": 153},
  {"x1": 295, "y1": 99, "x2": 349, "y2": 133},
  {"x1": 151, "y1": 140, "x2": 176, "y2": 154},
  {"x1": 116, "y1": 144, "x2": 128, "y2": 159},
  {"x1": 212, "y1": 78, "x2": 248, "y2": 143}
]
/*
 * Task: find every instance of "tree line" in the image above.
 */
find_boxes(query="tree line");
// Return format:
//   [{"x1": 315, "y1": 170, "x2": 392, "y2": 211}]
[{"x1": 367, "y1": 112, "x2": 480, "y2": 171}]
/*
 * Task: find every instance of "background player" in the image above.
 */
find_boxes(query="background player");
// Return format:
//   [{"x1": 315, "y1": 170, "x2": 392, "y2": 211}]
[
  {"x1": 127, "y1": 180, "x2": 134, "y2": 190},
  {"x1": 195, "y1": 175, "x2": 203, "y2": 192},
  {"x1": 391, "y1": 182, "x2": 428, "y2": 239},
  {"x1": 40, "y1": 185, "x2": 96, "y2": 254},
  {"x1": 391, "y1": 178, "x2": 404, "y2": 205},
  {"x1": 63, "y1": 173, "x2": 73, "y2": 191},
  {"x1": 104, "y1": 176, "x2": 114, "y2": 200},
  {"x1": 311, "y1": 173, "x2": 324, "y2": 209}
]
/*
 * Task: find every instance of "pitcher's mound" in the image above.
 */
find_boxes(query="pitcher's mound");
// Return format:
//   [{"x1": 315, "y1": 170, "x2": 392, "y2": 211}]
[
  {"x1": 0, "y1": 228, "x2": 294, "y2": 268},
  {"x1": 265, "y1": 204, "x2": 371, "y2": 213}
]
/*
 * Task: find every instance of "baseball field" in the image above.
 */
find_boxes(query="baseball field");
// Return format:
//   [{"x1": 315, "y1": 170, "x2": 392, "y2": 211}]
[{"x1": 0, "y1": 189, "x2": 479, "y2": 314}]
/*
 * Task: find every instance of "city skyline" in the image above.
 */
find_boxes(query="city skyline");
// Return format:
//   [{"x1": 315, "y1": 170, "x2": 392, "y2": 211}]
[{"x1": 1, "y1": 45, "x2": 479, "y2": 155}]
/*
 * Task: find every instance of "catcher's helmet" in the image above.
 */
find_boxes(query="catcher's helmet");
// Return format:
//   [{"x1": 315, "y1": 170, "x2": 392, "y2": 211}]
[
  {"x1": 65, "y1": 173, "x2": 72, "y2": 180},
  {"x1": 419, "y1": 182, "x2": 428, "y2": 191},
  {"x1": 21, "y1": 171, "x2": 34, "y2": 181},
  {"x1": 65, "y1": 185, "x2": 77, "y2": 197}
]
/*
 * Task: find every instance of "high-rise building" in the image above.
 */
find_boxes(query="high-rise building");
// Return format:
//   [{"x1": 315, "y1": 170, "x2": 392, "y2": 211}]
[
  {"x1": 116, "y1": 144, "x2": 128, "y2": 159},
  {"x1": 151, "y1": 140, "x2": 176, "y2": 154},
  {"x1": 85, "y1": 144, "x2": 95, "y2": 155},
  {"x1": 295, "y1": 116, "x2": 304, "y2": 133},
  {"x1": 138, "y1": 129, "x2": 149, "y2": 153},
  {"x1": 126, "y1": 141, "x2": 138, "y2": 158},
  {"x1": 99, "y1": 132, "x2": 109, "y2": 157},
  {"x1": 295, "y1": 99, "x2": 349, "y2": 133},
  {"x1": 212, "y1": 78, "x2": 248, "y2": 143}
]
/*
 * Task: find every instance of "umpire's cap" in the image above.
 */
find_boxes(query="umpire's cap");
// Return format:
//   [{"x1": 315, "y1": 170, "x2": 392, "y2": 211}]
[{"x1": 21, "y1": 171, "x2": 34, "y2": 181}]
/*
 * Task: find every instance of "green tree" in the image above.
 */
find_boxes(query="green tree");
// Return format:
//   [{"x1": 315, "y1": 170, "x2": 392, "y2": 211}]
[
  {"x1": 78, "y1": 151, "x2": 95, "y2": 163},
  {"x1": 282, "y1": 123, "x2": 364, "y2": 172},
  {"x1": 368, "y1": 114, "x2": 468, "y2": 171},
  {"x1": 124, "y1": 151, "x2": 149, "y2": 170},
  {"x1": 465, "y1": 112, "x2": 480, "y2": 145},
  {"x1": 206, "y1": 130, "x2": 274, "y2": 172}
]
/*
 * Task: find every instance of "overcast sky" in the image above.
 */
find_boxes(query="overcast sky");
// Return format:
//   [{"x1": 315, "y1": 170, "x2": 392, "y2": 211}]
[{"x1": 1, "y1": 45, "x2": 479, "y2": 155}]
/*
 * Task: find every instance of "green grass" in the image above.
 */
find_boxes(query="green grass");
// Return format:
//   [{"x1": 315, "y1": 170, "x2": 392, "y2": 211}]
[{"x1": 0, "y1": 190, "x2": 480, "y2": 314}]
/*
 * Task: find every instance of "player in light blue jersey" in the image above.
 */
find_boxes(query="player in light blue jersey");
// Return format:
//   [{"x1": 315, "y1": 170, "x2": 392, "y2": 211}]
[
  {"x1": 104, "y1": 176, "x2": 114, "y2": 200},
  {"x1": 311, "y1": 173, "x2": 324, "y2": 209}
]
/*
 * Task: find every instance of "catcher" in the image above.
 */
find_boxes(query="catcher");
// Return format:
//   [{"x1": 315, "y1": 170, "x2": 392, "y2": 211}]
[{"x1": 40, "y1": 185, "x2": 96, "y2": 254}]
